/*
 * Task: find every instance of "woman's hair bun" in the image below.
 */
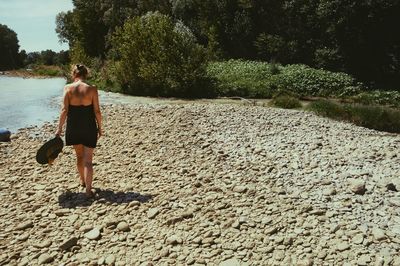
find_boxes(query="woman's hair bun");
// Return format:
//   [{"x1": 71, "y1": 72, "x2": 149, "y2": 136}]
[{"x1": 71, "y1": 64, "x2": 89, "y2": 78}]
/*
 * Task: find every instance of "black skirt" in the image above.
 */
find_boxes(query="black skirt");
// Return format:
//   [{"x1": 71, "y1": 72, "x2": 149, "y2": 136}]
[{"x1": 66, "y1": 104, "x2": 98, "y2": 148}]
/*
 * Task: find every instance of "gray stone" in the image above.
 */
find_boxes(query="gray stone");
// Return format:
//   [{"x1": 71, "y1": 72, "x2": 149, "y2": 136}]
[
  {"x1": 54, "y1": 209, "x2": 70, "y2": 216},
  {"x1": 337, "y1": 242, "x2": 350, "y2": 251},
  {"x1": 265, "y1": 227, "x2": 278, "y2": 235},
  {"x1": 357, "y1": 254, "x2": 371, "y2": 266},
  {"x1": 388, "y1": 198, "x2": 400, "y2": 207},
  {"x1": 38, "y1": 254, "x2": 53, "y2": 264},
  {"x1": 352, "y1": 234, "x2": 364, "y2": 245},
  {"x1": 147, "y1": 208, "x2": 159, "y2": 219},
  {"x1": 117, "y1": 222, "x2": 130, "y2": 232},
  {"x1": 15, "y1": 221, "x2": 33, "y2": 230},
  {"x1": 160, "y1": 248, "x2": 169, "y2": 257},
  {"x1": 349, "y1": 179, "x2": 366, "y2": 195},
  {"x1": 166, "y1": 235, "x2": 183, "y2": 245},
  {"x1": 97, "y1": 257, "x2": 105, "y2": 265},
  {"x1": 17, "y1": 233, "x2": 29, "y2": 241},
  {"x1": 372, "y1": 228, "x2": 386, "y2": 241},
  {"x1": 232, "y1": 220, "x2": 240, "y2": 229},
  {"x1": 233, "y1": 186, "x2": 247, "y2": 193},
  {"x1": 317, "y1": 250, "x2": 327, "y2": 259},
  {"x1": 33, "y1": 240, "x2": 52, "y2": 248},
  {"x1": 273, "y1": 250, "x2": 285, "y2": 261},
  {"x1": 84, "y1": 228, "x2": 101, "y2": 240},
  {"x1": 219, "y1": 258, "x2": 241, "y2": 266},
  {"x1": 105, "y1": 254, "x2": 116, "y2": 265}
]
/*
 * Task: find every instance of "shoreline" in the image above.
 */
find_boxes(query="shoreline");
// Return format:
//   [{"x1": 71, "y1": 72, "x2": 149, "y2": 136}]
[
  {"x1": 0, "y1": 69, "x2": 65, "y2": 79},
  {"x1": 1, "y1": 103, "x2": 400, "y2": 265}
]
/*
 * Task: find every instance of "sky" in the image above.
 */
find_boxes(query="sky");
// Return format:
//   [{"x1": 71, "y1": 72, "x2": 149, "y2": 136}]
[{"x1": 0, "y1": 0, "x2": 74, "y2": 53}]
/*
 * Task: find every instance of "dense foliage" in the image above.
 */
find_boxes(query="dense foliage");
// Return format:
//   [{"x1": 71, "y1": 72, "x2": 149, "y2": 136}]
[
  {"x1": 109, "y1": 12, "x2": 209, "y2": 97},
  {"x1": 207, "y1": 60, "x2": 361, "y2": 98},
  {"x1": 0, "y1": 24, "x2": 20, "y2": 70},
  {"x1": 57, "y1": 0, "x2": 400, "y2": 90}
]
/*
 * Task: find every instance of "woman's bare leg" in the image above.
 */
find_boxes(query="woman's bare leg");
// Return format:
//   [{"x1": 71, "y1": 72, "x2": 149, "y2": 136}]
[
  {"x1": 83, "y1": 146, "x2": 94, "y2": 195},
  {"x1": 73, "y1": 145, "x2": 85, "y2": 186}
]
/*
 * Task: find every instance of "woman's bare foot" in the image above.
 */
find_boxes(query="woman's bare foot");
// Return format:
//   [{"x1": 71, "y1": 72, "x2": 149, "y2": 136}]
[
  {"x1": 80, "y1": 179, "x2": 86, "y2": 187},
  {"x1": 86, "y1": 188, "x2": 94, "y2": 198}
]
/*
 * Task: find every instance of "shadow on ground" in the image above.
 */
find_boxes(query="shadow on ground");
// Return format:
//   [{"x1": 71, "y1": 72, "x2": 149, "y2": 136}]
[{"x1": 58, "y1": 188, "x2": 153, "y2": 208}]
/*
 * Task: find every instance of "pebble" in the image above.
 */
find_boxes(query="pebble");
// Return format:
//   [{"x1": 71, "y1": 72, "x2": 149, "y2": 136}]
[
  {"x1": 105, "y1": 254, "x2": 116, "y2": 265},
  {"x1": 117, "y1": 222, "x2": 130, "y2": 232},
  {"x1": 357, "y1": 254, "x2": 371, "y2": 265},
  {"x1": 337, "y1": 242, "x2": 350, "y2": 251},
  {"x1": 372, "y1": 228, "x2": 386, "y2": 241},
  {"x1": 349, "y1": 179, "x2": 366, "y2": 195},
  {"x1": 219, "y1": 258, "x2": 241, "y2": 266},
  {"x1": 166, "y1": 235, "x2": 183, "y2": 245},
  {"x1": 233, "y1": 186, "x2": 247, "y2": 193},
  {"x1": 147, "y1": 208, "x2": 159, "y2": 219},
  {"x1": 15, "y1": 221, "x2": 33, "y2": 230},
  {"x1": 84, "y1": 228, "x2": 101, "y2": 240},
  {"x1": 352, "y1": 234, "x2": 364, "y2": 244},
  {"x1": 38, "y1": 254, "x2": 53, "y2": 264}
]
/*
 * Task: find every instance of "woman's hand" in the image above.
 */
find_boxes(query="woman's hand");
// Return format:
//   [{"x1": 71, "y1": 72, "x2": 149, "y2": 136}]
[{"x1": 98, "y1": 128, "x2": 103, "y2": 139}]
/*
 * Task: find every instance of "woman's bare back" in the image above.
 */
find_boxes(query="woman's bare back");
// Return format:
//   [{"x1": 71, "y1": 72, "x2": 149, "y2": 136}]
[{"x1": 66, "y1": 81, "x2": 96, "y2": 106}]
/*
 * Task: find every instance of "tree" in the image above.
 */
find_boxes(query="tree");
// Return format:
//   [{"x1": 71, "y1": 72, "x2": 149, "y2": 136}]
[
  {"x1": 316, "y1": 0, "x2": 400, "y2": 89},
  {"x1": 0, "y1": 24, "x2": 20, "y2": 70},
  {"x1": 111, "y1": 12, "x2": 209, "y2": 97}
]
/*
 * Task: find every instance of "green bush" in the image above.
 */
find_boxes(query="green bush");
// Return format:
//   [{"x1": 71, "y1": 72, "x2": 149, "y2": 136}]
[
  {"x1": 206, "y1": 60, "x2": 363, "y2": 99},
  {"x1": 110, "y1": 12, "x2": 212, "y2": 98},
  {"x1": 206, "y1": 59, "x2": 282, "y2": 98},
  {"x1": 351, "y1": 90, "x2": 400, "y2": 108},
  {"x1": 276, "y1": 64, "x2": 361, "y2": 97},
  {"x1": 308, "y1": 99, "x2": 400, "y2": 133}
]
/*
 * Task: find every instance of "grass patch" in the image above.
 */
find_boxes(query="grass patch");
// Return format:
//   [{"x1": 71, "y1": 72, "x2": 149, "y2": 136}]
[
  {"x1": 308, "y1": 99, "x2": 400, "y2": 133},
  {"x1": 271, "y1": 95, "x2": 302, "y2": 109},
  {"x1": 270, "y1": 91, "x2": 302, "y2": 109}
]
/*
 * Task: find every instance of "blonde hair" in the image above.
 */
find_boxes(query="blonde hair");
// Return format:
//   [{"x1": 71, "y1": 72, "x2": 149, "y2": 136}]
[{"x1": 71, "y1": 64, "x2": 89, "y2": 79}]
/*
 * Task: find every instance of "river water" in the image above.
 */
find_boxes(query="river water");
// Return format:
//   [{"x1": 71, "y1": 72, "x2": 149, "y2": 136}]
[
  {"x1": 0, "y1": 76, "x2": 66, "y2": 132},
  {"x1": 0, "y1": 76, "x2": 196, "y2": 133}
]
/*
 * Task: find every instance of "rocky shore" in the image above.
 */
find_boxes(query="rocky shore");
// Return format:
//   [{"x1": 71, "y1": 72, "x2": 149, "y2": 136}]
[{"x1": 1, "y1": 103, "x2": 400, "y2": 265}]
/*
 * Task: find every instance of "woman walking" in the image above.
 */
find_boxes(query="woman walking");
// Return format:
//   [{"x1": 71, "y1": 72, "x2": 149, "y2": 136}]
[{"x1": 56, "y1": 64, "x2": 102, "y2": 197}]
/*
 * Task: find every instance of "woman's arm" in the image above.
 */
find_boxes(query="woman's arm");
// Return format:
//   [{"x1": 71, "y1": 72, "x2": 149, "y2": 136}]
[
  {"x1": 92, "y1": 86, "x2": 102, "y2": 138},
  {"x1": 56, "y1": 86, "x2": 69, "y2": 136}
]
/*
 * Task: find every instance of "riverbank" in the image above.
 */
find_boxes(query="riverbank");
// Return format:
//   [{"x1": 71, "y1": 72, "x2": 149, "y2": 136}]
[
  {"x1": 1, "y1": 103, "x2": 400, "y2": 265},
  {"x1": 1, "y1": 66, "x2": 64, "y2": 79}
]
